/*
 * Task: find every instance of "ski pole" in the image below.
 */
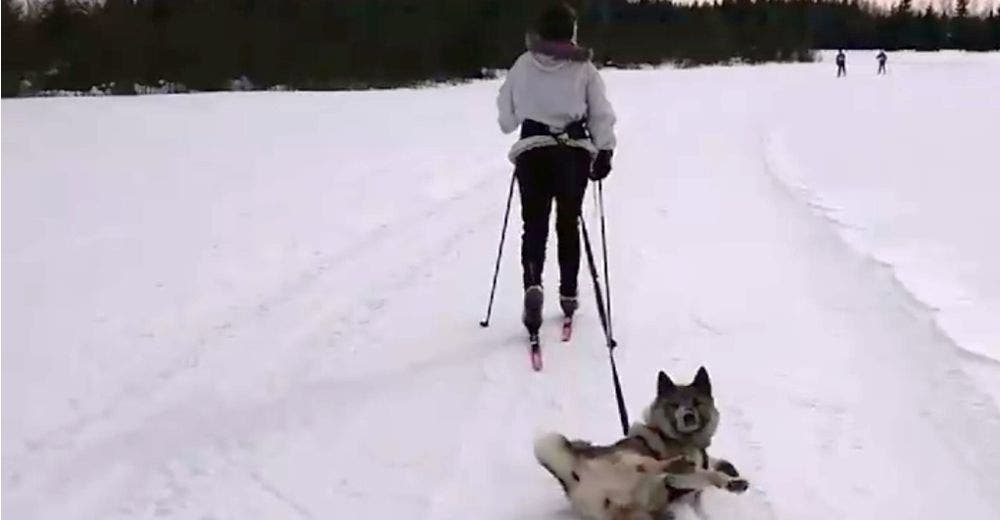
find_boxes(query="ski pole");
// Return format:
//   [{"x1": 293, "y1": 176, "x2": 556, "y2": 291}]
[
  {"x1": 479, "y1": 172, "x2": 516, "y2": 328},
  {"x1": 580, "y1": 217, "x2": 616, "y2": 349},
  {"x1": 597, "y1": 180, "x2": 613, "y2": 341},
  {"x1": 581, "y1": 216, "x2": 628, "y2": 435}
]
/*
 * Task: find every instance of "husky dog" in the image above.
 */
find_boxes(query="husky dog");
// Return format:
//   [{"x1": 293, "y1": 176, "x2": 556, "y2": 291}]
[{"x1": 534, "y1": 367, "x2": 747, "y2": 519}]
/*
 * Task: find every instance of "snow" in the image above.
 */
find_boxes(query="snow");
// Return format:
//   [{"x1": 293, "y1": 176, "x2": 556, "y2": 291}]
[
  {"x1": 764, "y1": 50, "x2": 1000, "y2": 408},
  {"x1": 3, "y1": 52, "x2": 1000, "y2": 519}
]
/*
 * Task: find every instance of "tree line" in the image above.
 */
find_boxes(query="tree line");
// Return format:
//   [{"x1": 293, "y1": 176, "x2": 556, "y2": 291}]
[{"x1": 3, "y1": 0, "x2": 999, "y2": 97}]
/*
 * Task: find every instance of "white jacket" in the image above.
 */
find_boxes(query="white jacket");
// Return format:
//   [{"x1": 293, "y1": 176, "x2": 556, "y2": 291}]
[{"x1": 497, "y1": 51, "x2": 616, "y2": 163}]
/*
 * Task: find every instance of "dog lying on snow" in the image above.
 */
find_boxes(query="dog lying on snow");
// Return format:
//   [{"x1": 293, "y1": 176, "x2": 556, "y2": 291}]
[{"x1": 534, "y1": 367, "x2": 748, "y2": 519}]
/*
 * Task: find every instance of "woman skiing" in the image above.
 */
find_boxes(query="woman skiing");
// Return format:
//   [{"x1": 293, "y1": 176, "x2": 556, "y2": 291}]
[{"x1": 496, "y1": 2, "x2": 617, "y2": 338}]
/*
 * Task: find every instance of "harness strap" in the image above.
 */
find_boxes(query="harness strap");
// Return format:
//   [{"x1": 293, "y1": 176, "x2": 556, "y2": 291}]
[
  {"x1": 629, "y1": 424, "x2": 711, "y2": 469},
  {"x1": 520, "y1": 118, "x2": 591, "y2": 144}
]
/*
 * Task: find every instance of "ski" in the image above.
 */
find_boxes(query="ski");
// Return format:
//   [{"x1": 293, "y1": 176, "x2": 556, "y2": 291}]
[
  {"x1": 529, "y1": 333, "x2": 543, "y2": 371},
  {"x1": 561, "y1": 316, "x2": 573, "y2": 342}
]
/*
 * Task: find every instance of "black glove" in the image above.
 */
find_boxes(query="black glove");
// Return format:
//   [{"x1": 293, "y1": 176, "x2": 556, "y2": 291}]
[{"x1": 590, "y1": 149, "x2": 613, "y2": 181}]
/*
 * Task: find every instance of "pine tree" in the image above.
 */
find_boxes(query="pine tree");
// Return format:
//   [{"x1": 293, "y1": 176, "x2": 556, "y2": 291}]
[
  {"x1": 993, "y1": 9, "x2": 1000, "y2": 49},
  {"x1": 952, "y1": 0, "x2": 971, "y2": 47},
  {"x1": 2, "y1": 0, "x2": 28, "y2": 95},
  {"x1": 955, "y1": 0, "x2": 968, "y2": 18},
  {"x1": 916, "y1": 5, "x2": 945, "y2": 50}
]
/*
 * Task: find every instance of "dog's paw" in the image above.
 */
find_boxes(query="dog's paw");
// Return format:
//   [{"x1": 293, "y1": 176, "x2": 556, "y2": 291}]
[
  {"x1": 714, "y1": 459, "x2": 740, "y2": 477},
  {"x1": 725, "y1": 478, "x2": 749, "y2": 494}
]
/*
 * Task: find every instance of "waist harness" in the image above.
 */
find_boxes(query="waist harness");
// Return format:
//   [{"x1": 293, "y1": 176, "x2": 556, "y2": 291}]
[{"x1": 520, "y1": 119, "x2": 590, "y2": 144}]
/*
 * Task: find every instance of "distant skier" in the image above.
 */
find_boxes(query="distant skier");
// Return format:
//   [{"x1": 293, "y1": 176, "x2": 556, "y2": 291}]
[
  {"x1": 876, "y1": 50, "x2": 887, "y2": 75},
  {"x1": 836, "y1": 50, "x2": 847, "y2": 77},
  {"x1": 496, "y1": 1, "x2": 617, "y2": 336}
]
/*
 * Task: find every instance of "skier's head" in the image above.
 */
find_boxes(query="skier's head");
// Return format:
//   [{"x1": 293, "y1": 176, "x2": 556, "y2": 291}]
[{"x1": 537, "y1": 2, "x2": 577, "y2": 43}]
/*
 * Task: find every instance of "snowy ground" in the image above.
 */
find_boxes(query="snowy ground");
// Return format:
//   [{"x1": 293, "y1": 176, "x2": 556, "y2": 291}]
[{"x1": 3, "y1": 51, "x2": 1000, "y2": 519}]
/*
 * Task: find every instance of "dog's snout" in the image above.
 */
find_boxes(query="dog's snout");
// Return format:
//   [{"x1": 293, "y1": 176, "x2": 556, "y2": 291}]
[{"x1": 674, "y1": 407, "x2": 702, "y2": 433}]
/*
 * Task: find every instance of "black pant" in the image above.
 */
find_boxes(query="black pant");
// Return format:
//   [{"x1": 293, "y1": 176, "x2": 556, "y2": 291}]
[
  {"x1": 878, "y1": 63, "x2": 886, "y2": 74},
  {"x1": 515, "y1": 146, "x2": 591, "y2": 297},
  {"x1": 837, "y1": 64, "x2": 846, "y2": 77}
]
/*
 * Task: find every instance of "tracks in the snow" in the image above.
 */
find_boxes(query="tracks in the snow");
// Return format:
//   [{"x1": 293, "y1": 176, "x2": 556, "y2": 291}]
[{"x1": 5, "y1": 160, "x2": 512, "y2": 518}]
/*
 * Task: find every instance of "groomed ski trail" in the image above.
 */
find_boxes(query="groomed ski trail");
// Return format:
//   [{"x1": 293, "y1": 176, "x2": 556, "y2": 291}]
[{"x1": 4, "y1": 56, "x2": 1000, "y2": 519}]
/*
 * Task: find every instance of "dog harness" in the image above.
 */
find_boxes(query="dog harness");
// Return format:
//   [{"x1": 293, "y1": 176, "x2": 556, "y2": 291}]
[{"x1": 627, "y1": 424, "x2": 710, "y2": 470}]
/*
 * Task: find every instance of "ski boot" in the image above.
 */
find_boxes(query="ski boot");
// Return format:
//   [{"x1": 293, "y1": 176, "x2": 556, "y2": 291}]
[
  {"x1": 559, "y1": 294, "x2": 578, "y2": 318},
  {"x1": 559, "y1": 293, "x2": 577, "y2": 342},
  {"x1": 522, "y1": 285, "x2": 544, "y2": 334}
]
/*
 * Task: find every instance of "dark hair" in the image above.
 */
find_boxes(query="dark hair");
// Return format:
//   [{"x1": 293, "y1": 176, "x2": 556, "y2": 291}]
[{"x1": 537, "y1": 2, "x2": 577, "y2": 42}]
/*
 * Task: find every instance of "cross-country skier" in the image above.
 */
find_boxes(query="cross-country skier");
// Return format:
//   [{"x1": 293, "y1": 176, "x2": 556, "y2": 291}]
[
  {"x1": 496, "y1": 1, "x2": 617, "y2": 336},
  {"x1": 836, "y1": 49, "x2": 847, "y2": 77},
  {"x1": 877, "y1": 50, "x2": 887, "y2": 75}
]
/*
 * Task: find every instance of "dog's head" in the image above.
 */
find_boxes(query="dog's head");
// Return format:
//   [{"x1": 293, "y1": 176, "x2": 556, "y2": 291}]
[{"x1": 646, "y1": 367, "x2": 719, "y2": 448}]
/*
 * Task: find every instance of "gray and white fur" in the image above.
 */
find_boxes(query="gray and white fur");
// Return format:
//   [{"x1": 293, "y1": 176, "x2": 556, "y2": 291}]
[{"x1": 534, "y1": 367, "x2": 747, "y2": 520}]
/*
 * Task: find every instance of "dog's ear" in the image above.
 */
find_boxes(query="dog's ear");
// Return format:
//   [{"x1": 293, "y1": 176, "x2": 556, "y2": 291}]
[
  {"x1": 657, "y1": 371, "x2": 676, "y2": 397},
  {"x1": 692, "y1": 366, "x2": 712, "y2": 397}
]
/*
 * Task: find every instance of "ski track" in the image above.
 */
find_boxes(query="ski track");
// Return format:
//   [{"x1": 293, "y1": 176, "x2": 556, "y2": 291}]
[
  {"x1": 13, "y1": 164, "x2": 501, "y2": 459},
  {"x1": 4, "y1": 160, "x2": 512, "y2": 518},
  {"x1": 4, "y1": 53, "x2": 1000, "y2": 519}
]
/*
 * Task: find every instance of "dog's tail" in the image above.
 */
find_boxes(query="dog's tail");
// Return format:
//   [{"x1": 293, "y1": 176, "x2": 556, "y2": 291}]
[{"x1": 533, "y1": 432, "x2": 578, "y2": 494}]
